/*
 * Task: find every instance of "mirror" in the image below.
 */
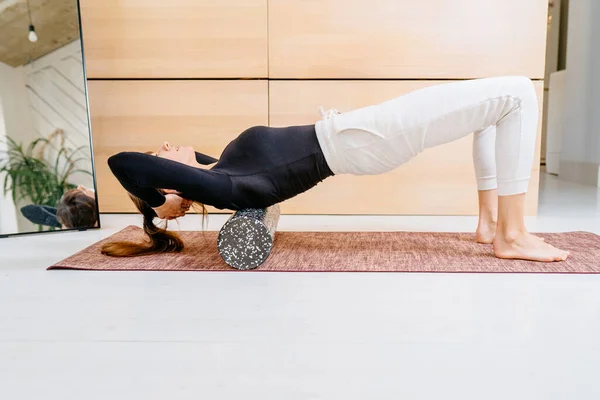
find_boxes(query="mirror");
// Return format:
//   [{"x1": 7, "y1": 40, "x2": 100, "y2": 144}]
[{"x1": 0, "y1": 0, "x2": 98, "y2": 237}]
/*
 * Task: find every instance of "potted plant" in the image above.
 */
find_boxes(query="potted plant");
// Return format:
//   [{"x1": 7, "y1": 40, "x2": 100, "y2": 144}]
[{"x1": 0, "y1": 129, "x2": 92, "y2": 231}]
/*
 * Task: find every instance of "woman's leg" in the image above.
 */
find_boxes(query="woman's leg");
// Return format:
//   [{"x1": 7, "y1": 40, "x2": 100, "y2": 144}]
[
  {"x1": 315, "y1": 76, "x2": 567, "y2": 262},
  {"x1": 439, "y1": 77, "x2": 567, "y2": 261},
  {"x1": 433, "y1": 77, "x2": 567, "y2": 261},
  {"x1": 486, "y1": 81, "x2": 567, "y2": 261},
  {"x1": 472, "y1": 117, "x2": 547, "y2": 246},
  {"x1": 476, "y1": 189, "x2": 498, "y2": 244},
  {"x1": 473, "y1": 126, "x2": 498, "y2": 244}
]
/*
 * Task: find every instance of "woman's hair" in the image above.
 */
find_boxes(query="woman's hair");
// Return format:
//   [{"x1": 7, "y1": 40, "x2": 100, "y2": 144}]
[
  {"x1": 56, "y1": 189, "x2": 98, "y2": 229},
  {"x1": 101, "y1": 150, "x2": 207, "y2": 257},
  {"x1": 100, "y1": 192, "x2": 207, "y2": 257}
]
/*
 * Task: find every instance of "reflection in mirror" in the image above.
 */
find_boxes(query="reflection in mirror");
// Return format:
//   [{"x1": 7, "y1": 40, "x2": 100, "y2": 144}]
[{"x1": 0, "y1": 0, "x2": 98, "y2": 236}]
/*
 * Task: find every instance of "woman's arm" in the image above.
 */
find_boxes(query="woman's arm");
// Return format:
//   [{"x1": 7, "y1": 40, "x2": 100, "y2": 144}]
[
  {"x1": 41, "y1": 205, "x2": 58, "y2": 216},
  {"x1": 107, "y1": 152, "x2": 231, "y2": 209}
]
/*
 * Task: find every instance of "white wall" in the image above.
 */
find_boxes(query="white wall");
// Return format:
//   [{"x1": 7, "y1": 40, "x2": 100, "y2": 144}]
[
  {"x1": 0, "y1": 97, "x2": 19, "y2": 235},
  {"x1": 0, "y1": 61, "x2": 36, "y2": 149},
  {"x1": 0, "y1": 60, "x2": 37, "y2": 233},
  {"x1": 590, "y1": 2, "x2": 600, "y2": 172},
  {"x1": 560, "y1": 0, "x2": 600, "y2": 186},
  {"x1": 23, "y1": 40, "x2": 94, "y2": 189}
]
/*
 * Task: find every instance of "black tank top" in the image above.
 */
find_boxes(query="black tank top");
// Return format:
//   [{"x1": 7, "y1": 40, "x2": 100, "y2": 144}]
[{"x1": 107, "y1": 124, "x2": 334, "y2": 210}]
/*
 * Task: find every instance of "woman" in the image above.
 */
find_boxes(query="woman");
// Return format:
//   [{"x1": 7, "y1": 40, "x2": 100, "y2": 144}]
[
  {"x1": 104, "y1": 76, "x2": 568, "y2": 262},
  {"x1": 57, "y1": 185, "x2": 98, "y2": 229}
]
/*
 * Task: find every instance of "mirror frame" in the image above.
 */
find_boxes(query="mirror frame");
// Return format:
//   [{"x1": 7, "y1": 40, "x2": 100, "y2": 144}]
[{"x1": 0, "y1": 0, "x2": 100, "y2": 239}]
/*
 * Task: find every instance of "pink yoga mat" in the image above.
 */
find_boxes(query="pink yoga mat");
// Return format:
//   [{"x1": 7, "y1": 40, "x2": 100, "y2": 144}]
[{"x1": 48, "y1": 226, "x2": 600, "y2": 273}]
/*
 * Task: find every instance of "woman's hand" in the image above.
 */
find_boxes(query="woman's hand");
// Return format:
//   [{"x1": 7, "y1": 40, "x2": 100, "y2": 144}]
[{"x1": 152, "y1": 192, "x2": 192, "y2": 220}]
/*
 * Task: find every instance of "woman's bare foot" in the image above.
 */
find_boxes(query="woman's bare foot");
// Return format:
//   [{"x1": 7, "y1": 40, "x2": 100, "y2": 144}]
[
  {"x1": 493, "y1": 230, "x2": 568, "y2": 262},
  {"x1": 477, "y1": 191, "x2": 547, "y2": 245},
  {"x1": 476, "y1": 219, "x2": 545, "y2": 245}
]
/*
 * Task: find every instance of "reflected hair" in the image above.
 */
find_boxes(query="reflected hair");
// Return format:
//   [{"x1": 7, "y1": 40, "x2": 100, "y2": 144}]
[{"x1": 56, "y1": 189, "x2": 98, "y2": 229}]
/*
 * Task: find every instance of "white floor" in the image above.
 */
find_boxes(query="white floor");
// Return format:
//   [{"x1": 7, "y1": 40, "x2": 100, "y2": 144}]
[{"x1": 1, "y1": 173, "x2": 600, "y2": 400}]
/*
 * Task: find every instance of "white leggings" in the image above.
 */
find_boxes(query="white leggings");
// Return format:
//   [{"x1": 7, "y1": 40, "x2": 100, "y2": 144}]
[{"x1": 314, "y1": 76, "x2": 539, "y2": 196}]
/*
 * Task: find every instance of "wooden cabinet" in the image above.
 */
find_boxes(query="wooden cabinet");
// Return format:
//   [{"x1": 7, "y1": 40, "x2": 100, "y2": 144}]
[
  {"x1": 80, "y1": 0, "x2": 268, "y2": 78},
  {"x1": 82, "y1": 0, "x2": 548, "y2": 214},
  {"x1": 269, "y1": 0, "x2": 548, "y2": 79},
  {"x1": 89, "y1": 80, "x2": 268, "y2": 212},
  {"x1": 269, "y1": 80, "x2": 543, "y2": 215}
]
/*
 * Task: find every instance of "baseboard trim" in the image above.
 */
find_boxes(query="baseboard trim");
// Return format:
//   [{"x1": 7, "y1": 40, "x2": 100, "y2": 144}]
[{"x1": 559, "y1": 160, "x2": 600, "y2": 187}]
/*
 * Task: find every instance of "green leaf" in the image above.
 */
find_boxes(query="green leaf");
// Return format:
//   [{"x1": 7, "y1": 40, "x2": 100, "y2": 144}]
[{"x1": 0, "y1": 134, "x2": 95, "y2": 208}]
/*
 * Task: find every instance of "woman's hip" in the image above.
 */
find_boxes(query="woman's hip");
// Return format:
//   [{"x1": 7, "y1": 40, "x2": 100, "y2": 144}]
[{"x1": 315, "y1": 76, "x2": 538, "y2": 175}]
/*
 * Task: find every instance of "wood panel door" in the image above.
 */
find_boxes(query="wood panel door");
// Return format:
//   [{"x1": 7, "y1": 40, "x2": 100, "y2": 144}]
[
  {"x1": 269, "y1": 80, "x2": 544, "y2": 215},
  {"x1": 269, "y1": 0, "x2": 548, "y2": 79},
  {"x1": 80, "y1": 0, "x2": 268, "y2": 78},
  {"x1": 89, "y1": 80, "x2": 268, "y2": 212}
]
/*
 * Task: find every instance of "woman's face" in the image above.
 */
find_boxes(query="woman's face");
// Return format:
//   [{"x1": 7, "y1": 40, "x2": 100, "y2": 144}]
[{"x1": 155, "y1": 141, "x2": 196, "y2": 166}]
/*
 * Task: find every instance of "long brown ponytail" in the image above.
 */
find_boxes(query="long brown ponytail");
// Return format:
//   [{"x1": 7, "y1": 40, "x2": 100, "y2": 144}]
[{"x1": 101, "y1": 193, "x2": 207, "y2": 257}]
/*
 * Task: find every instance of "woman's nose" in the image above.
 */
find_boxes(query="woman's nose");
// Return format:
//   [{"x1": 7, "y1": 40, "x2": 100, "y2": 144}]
[{"x1": 163, "y1": 142, "x2": 170, "y2": 151}]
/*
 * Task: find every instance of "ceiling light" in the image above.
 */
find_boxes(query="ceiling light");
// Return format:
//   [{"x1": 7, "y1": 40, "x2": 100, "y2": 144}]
[{"x1": 28, "y1": 25, "x2": 38, "y2": 42}]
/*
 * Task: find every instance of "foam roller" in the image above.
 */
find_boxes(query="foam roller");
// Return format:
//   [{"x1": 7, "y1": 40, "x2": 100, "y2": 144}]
[{"x1": 217, "y1": 204, "x2": 281, "y2": 270}]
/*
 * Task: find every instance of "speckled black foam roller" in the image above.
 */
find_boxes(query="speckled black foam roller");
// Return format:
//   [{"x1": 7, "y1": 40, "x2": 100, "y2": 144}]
[{"x1": 217, "y1": 204, "x2": 281, "y2": 270}]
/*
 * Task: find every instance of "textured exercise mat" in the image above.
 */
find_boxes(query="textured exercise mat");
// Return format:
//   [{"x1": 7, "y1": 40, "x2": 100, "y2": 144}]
[
  {"x1": 218, "y1": 205, "x2": 280, "y2": 270},
  {"x1": 49, "y1": 226, "x2": 600, "y2": 273}
]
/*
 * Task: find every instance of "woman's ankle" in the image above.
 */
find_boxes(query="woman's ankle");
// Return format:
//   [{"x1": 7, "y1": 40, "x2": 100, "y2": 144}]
[
  {"x1": 496, "y1": 223, "x2": 527, "y2": 242},
  {"x1": 478, "y1": 212, "x2": 497, "y2": 225}
]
